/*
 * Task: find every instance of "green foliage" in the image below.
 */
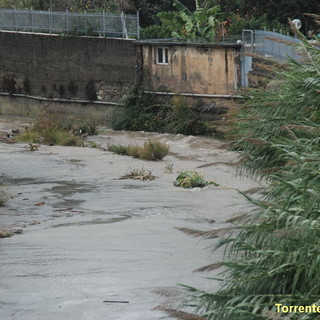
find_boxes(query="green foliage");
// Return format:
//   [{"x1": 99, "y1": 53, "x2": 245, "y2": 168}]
[
  {"x1": 158, "y1": 0, "x2": 221, "y2": 41},
  {"x1": 140, "y1": 24, "x2": 172, "y2": 39},
  {"x1": 16, "y1": 106, "x2": 95, "y2": 146},
  {"x1": 168, "y1": 97, "x2": 211, "y2": 135},
  {"x1": 232, "y1": 35, "x2": 320, "y2": 177},
  {"x1": 0, "y1": 181, "x2": 6, "y2": 207},
  {"x1": 108, "y1": 143, "x2": 129, "y2": 155},
  {"x1": 112, "y1": 89, "x2": 171, "y2": 133},
  {"x1": 184, "y1": 29, "x2": 320, "y2": 320},
  {"x1": 174, "y1": 170, "x2": 219, "y2": 188},
  {"x1": 18, "y1": 128, "x2": 83, "y2": 146},
  {"x1": 108, "y1": 139, "x2": 169, "y2": 161},
  {"x1": 227, "y1": 13, "x2": 288, "y2": 35},
  {"x1": 113, "y1": 90, "x2": 213, "y2": 136},
  {"x1": 139, "y1": 139, "x2": 169, "y2": 160}
]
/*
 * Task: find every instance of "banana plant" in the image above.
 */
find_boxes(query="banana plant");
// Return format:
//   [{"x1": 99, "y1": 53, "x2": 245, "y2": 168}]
[{"x1": 158, "y1": 0, "x2": 221, "y2": 42}]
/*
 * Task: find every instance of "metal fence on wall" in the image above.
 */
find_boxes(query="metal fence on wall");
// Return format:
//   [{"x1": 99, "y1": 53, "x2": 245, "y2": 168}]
[
  {"x1": 242, "y1": 29, "x2": 302, "y2": 61},
  {"x1": 0, "y1": 8, "x2": 140, "y2": 38},
  {"x1": 240, "y1": 29, "x2": 302, "y2": 86}
]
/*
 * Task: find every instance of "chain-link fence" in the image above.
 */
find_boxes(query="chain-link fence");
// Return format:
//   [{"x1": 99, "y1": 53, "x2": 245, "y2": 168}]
[{"x1": 0, "y1": 8, "x2": 140, "y2": 38}]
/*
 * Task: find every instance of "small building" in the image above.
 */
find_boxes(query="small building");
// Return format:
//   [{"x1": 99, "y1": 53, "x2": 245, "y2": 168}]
[{"x1": 135, "y1": 39, "x2": 242, "y2": 98}]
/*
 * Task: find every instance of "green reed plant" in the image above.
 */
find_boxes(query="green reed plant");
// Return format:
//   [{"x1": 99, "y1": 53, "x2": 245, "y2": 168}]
[{"x1": 180, "y1": 23, "x2": 320, "y2": 320}]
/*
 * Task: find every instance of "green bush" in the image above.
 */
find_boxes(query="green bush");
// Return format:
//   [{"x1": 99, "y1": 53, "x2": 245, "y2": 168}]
[
  {"x1": 113, "y1": 90, "x2": 212, "y2": 136},
  {"x1": 140, "y1": 24, "x2": 172, "y2": 39},
  {"x1": 113, "y1": 90, "x2": 172, "y2": 133},
  {"x1": 168, "y1": 96, "x2": 211, "y2": 135},
  {"x1": 174, "y1": 171, "x2": 219, "y2": 188},
  {"x1": 227, "y1": 13, "x2": 287, "y2": 35}
]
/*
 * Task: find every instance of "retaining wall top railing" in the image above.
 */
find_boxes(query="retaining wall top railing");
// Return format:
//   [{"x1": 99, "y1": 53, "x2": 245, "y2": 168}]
[{"x1": 0, "y1": 8, "x2": 140, "y2": 38}]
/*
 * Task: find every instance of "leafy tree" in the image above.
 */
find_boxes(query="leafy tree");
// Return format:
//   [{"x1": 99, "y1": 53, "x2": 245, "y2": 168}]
[{"x1": 214, "y1": 0, "x2": 320, "y2": 32}]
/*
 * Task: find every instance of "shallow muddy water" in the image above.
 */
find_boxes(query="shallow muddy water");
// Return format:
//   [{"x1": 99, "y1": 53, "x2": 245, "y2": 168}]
[{"x1": 0, "y1": 121, "x2": 263, "y2": 320}]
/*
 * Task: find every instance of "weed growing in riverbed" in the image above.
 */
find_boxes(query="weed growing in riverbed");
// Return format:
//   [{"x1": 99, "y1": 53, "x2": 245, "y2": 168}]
[
  {"x1": 18, "y1": 128, "x2": 84, "y2": 146},
  {"x1": 0, "y1": 179, "x2": 7, "y2": 207},
  {"x1": 108, "y1": 140, "x2": 169, "y2": 161},
  {"x1": 174, "y1": 171, "x2": 219, "y2": 188},
  {"x1": 120, "y1": 168, "x2": 155, "y2": 181},
  {"x1": 0, "y1": 192, "x2": 6, "y2": 207},
  {"x1": 16, "y1": 104, "x2": 97, "y2": 146}
]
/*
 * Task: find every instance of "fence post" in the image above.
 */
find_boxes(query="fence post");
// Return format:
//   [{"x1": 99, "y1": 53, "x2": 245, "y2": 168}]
[
  {"x1": 121, "y1": 11, "x2": 128, "y2": 39},
  {"x1": 31, "y1": 7, "x2": 34, "y2": 33},
  {"x1": 66, "y1": 8, "x2": 69, "y2": 34},
  {"x1": 136, "y1": 10, "x2": 140, "y2": 39},
  {"x1": 48, "y1": 8, "x2": 51, "y2": 34},
  {"x1": 103, "y1": 10, "x2": 106, "y2": 37},
  {"x1": 13, "y1": 6, "x2": 17, "y2": 32},
  {"x1": 85, "y1": 10, "x2": 87, "y2": 36}
]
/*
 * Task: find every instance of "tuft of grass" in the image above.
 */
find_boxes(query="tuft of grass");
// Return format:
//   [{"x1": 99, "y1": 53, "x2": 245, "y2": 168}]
[
  {"x1": 0, "y1": 179, "x2": 7, "y2": 207},
  {"x1": 0, "y1": 193, "x2": 6, "y2": 206},
  {"x1": 120, "y1": 168, "x2": 155, "y2": 181},
  {"x1": 174, "y1": 171, "x2": 219, "y2": 188},
  {"x1": 108, "y1": 143, "x2": 129, "y2": 155},
  {"x1": 108, "y1": 140, "x2": 169, "y2": 161},
  {"x1": 138, "y1": 140, "x2": 169, "y2": 161},
  {"x1": 164, "y1": 163, "x2": 174, "y2": 173}
]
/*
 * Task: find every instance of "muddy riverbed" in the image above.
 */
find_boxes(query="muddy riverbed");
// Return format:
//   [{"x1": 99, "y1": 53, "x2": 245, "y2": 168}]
[{"x1": 0, "y1": 116, "x2": 263, "y2": 320}]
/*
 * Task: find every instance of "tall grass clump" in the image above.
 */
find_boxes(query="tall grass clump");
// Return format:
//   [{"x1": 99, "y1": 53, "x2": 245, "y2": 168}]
[
  {"x1": 17, "y1": 105, "x2": 96, "y2": 146},
  {"x1": 108, "y1": 140, "x2": 169, "y2": 161},
  {"x1": 179, "y1": 23, "x2": 320, "y2": 320},
  {"x1": 0, "y1": 179, "x2": 6, "y2": 207}
]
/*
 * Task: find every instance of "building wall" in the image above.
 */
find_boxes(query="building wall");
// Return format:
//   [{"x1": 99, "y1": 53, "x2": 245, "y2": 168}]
[
  {"x1": 0, "y1": 32, "x2": 136, "y2": 101},
  {"x1": 142, "y1": 44, "x2": 240, "y2": 95}
]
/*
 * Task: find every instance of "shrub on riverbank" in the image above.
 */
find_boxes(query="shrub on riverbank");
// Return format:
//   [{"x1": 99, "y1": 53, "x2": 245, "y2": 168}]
[
  {"x1": 113, "y1": 92, "x2": 213, "y2": 136},
  {"x1": 181, "y1": 27, "x2": 320, "y2": 320}
]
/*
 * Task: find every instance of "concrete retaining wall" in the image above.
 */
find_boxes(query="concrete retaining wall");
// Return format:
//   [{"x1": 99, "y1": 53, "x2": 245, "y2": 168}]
[
  {"x1": 0, "y1": 95, "x2": 117, "y2": 126},
  {"x1": 0, "y1": 32, "x2": 136, "y2": 101}
]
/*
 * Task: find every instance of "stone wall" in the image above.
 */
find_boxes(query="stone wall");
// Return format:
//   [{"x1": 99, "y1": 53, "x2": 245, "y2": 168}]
[{"x1": 0, "y1": 32, "x2": 137, "y2": 101}]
